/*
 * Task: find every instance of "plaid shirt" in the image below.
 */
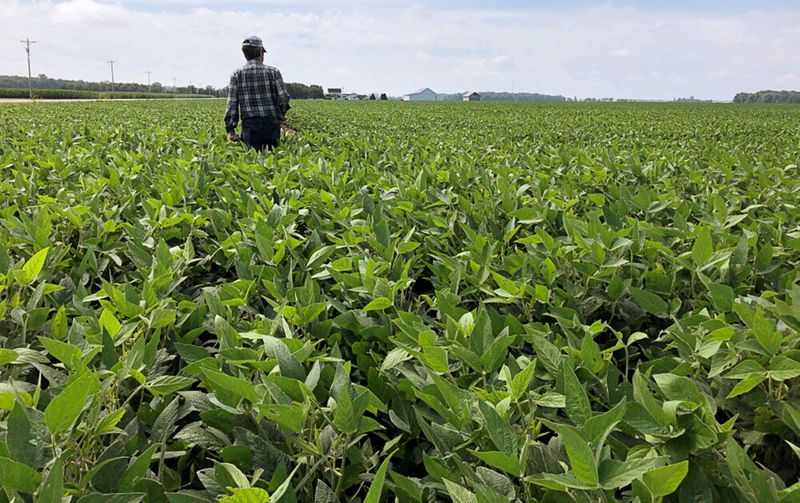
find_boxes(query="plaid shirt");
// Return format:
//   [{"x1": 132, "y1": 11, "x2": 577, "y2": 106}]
[{"x1": 225, "y1": 60, "x2": 291, "y2": 133}]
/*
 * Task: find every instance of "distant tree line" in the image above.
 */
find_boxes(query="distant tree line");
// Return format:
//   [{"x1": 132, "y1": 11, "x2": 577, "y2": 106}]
[
  {"x1": 284, "y1": 83, "x2": 325, "y2": 99},
  {"x1": 0, "y1": 74, "x2": 222, "y2": 96},
  {"x1": 733, "y1": 90, "x2": 800, "y2": 104},
  {"x1": 0, "y1": 74, "x2": 326, "y2": 100}
]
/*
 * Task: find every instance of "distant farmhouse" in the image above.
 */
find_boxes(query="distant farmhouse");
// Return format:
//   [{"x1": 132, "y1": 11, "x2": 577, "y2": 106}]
[
  {"x1": 403, "y1": 88, "x2": 437, "y2": 101},
  {"x1": 326, "y1": 88, "x2": 343, "y2": 99},
  {"x1": 341, "y1": 93, "x2": 359, "y2": 101},
  {"x1": 463, "y1": 91, "x2": 481, "y2": 102}
]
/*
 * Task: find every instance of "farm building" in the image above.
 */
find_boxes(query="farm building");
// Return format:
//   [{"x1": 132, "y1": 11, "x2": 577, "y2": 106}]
[
  {"x1": 402, "y1": 88, "x2": 437, "y2": 101},
  {"x1": 326, "y1": 88, "x2": 343, "y2": 99},
  {"x1": 463, "y1": 92, "x2": 481, "y2": 102}
]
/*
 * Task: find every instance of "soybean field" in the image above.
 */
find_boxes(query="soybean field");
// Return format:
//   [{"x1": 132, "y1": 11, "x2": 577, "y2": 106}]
[{"x1": 1, "y1": 100, "x2": 800, "y2": 502}]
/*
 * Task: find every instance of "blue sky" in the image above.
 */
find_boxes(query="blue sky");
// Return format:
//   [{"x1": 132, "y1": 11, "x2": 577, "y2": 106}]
[{"x1": 1, "y1": 0, "x2": 798, "y2": 99}]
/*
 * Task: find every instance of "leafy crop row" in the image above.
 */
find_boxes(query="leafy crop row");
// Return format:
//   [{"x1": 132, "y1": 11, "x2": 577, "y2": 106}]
[{"x1": 0, "y1": 100, "x2": 799, "y2": 502}]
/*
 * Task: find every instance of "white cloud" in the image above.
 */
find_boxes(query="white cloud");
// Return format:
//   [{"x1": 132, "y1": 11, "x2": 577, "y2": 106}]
[{"x1": 0, "y1": 0, "x2": 798, "y2": 99}]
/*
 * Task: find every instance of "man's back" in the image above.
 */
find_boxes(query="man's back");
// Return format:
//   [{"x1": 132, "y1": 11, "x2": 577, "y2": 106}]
[
  {"x1": 225, "y1": 36, "x2": 291, "y2": 151},
  {"x1": 227, "y1": 60, "x2": 289, "y2": 124}
]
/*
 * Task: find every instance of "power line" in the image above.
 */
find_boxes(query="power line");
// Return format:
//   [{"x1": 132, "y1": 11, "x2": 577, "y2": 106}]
[
  {"x1": 107, "y1": 60, "x2": 116, "y2": 98},
  {"x1": 20, "y1": 38, "x2": 37, "y2": 99}
]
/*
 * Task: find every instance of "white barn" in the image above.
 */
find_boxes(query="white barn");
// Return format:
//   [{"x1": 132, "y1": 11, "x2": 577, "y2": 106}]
[
  {"x1": 402, "y1": 88, "x2": 437, "y2": 101},
  {"x1": 463, "y1": 92, "x2": 481, "y2": 102}
]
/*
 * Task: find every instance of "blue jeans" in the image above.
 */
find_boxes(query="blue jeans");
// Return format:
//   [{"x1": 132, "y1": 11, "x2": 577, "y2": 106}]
[{"x1": 242, "y1": 118, "x2": 281, "y2": 151}]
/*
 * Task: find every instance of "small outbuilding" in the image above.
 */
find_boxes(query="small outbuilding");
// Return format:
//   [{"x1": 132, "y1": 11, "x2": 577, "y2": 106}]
[
  {"x1": 327, "y1": 88, "x2": 343, "y2": 99},
  {"x1": 463, "y1": 91, "x2": 481, "y2": 102},
  {"x1": 403, "y1": 88, "x2": 437, "y2": 101}
]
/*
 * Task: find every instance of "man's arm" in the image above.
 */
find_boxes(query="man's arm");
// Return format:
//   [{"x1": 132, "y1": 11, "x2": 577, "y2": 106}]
[
  {"x1": 273, "y1": 69, "x2": 291, "y2": 118},
  {"x1": 224, "y1": 72, "x2": 240, "y2": 138}
]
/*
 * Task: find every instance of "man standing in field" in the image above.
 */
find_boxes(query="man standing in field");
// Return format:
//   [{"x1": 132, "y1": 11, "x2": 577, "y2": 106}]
[{"x1": 225, "y1": 36, "x2": 291, "y2": 151}]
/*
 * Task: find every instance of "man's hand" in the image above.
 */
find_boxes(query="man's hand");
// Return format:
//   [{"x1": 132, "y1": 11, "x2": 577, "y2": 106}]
[{"x1": 228, "y1": 132, "x2": 240, "y2": 142}]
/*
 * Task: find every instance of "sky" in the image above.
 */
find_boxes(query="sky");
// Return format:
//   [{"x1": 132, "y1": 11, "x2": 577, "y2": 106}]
[{"x1": 0, "y1": 0, "x2": 798, "y2": 100}]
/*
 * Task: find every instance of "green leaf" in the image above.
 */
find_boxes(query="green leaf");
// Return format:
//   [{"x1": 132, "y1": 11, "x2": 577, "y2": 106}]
[
  {"x1": 469, "y1": 450, "x2": 522, "y2": 477},
  {"x1": 100, "y1": 308, "x2": 122, "y2": 337},
  {"x1": 258, "y1": 404, "x2": 308, "y2": 433},
  {"x1": 726, "y1": 359, "x2": 767, "y2": 379},
  {"x1": 599, "y1": 457, "x2": 660, "y2": 490},
  {"x1": 306, "y1": 245, "x2": 336, "y2": 270},
  {"x1": 583, "y1": 399, "x2": 626, "y2": 446},
  {"x1": 95, "y1": 407, "x2": 127, "y2": 435},
  {"x1": 0, "y1": 456, "x2": 42, "y2": 494},
  {"x1": 39, "y1": 336, "x2": 84, "y2": 370},
  {"x1": 561, "y1": 426, "x2": 599, "y2": 486},
  {"x1": 755, "y1": 241, "x2": 773, "y2": 272},
  {"x1": 752, "y1": 308, "x2": 782, "y2": 355},
  {"x1": 146, "y1": 375, "x2": 196, "y2": 396},
  {"x1": 478, "y1": 400, "x2": 518, "y2": 455},
  {"x1": 201, "y1": 368, "x2": 259, "y2": 404},
  {"x1": 51, "y1": 305, "x2": 68, "y2": 339},
  {"x1": 769, "y1": 356, "x2": 800, "y2": 381},
  {"x1": 396, "y1": 241, "x2": 421, "y2": 254},
  {"x1": 530, "y1": 472, "x2": 598, "y2": 490},
  {"x1": 727, "y1": 374, "x2": 767, "y2": 398},
  {"x1": 333, "y1": 386, "x2": 357, "y2": 434},
  {"x1": 510, "y1": 359, "x2": 536, "y2": 401},
  {"x1": 267, "y1": 463, "x2": 300, "y2": 502},
  {"x1": 119, "y1": 445, "x2": 159, "y2": 491},
  {"x1": 363, "y1": 297, "x2": 392, "y2": 312},
  {"x1": 76, "y1": 493, "x2": 146, "y2": 503},
  {"x1": 37, "y1": 456, "x2": 64, "y2": 503},
  {"x1": 215, "y1": 462, "x2": 250, "y2": 490},
  {"x1": 7, "y1": 403, "x2": 35, "y2": 464},
  {"x1": 561, "y1": 363, "x2": 592, "y2": 427},
  {"x1": 692, "y1": 227, "x2": 713, "y2": 266},
  {"x1": 219, "y1": 487, "x2": 269, "y2": 502},
  {"x1": 261, "y1": 335, "x2": 306, "y2": 381},
  {"x1": 364, "y1": 450, "x2": 396, "y2": 503},
  {"x1": 44, "y1": 372, "x2": 100, "y2": 436},
  {"x1": 17, "y1": 247, "x2": 49, "y2": 286},
  {"x1": 480, "y1": 333, "x2": 514, "y2": 373},
  {"x1": 443, "y1": 479, "x2": 478, "y2": 503},
  {"x1": 630, "y1": 288, "x2": 669, "y2": 317},
  {"x1": 642, "y1": 461, "x2": 689, "y2": 497},
  {"x1": 492, "y1": 271, "x2": 519, "y2": 296},
  {"x1": 708, "y1": 283, "x2": 735, "y2": 311},
  {"x1": 314, "y1": 480, "x2": 338, "y2": 503},
  {"x1": 150, "y1": 308, "x2": 177, "y2": 329},
  {"x1": 544, "y1": 421, "x2": 598, "y2": 487},
  {"x1": 0, "y1": 348, "x2": 18, "y2": 365}
]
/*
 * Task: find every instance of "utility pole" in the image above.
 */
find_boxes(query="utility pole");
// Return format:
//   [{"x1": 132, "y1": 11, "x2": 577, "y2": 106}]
[
  {"x1": 173, "y1": 77, "x2": 177, "y2": 93},
  {"x1": 146, "y1": 70, "x2": 152, "y2": 93},
  {"x1": 107, "y1": 60, "x2": 116, "y2": 98},
  {"x1": 20, "y1": 38, "x2": 37, "y2": 99}
]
